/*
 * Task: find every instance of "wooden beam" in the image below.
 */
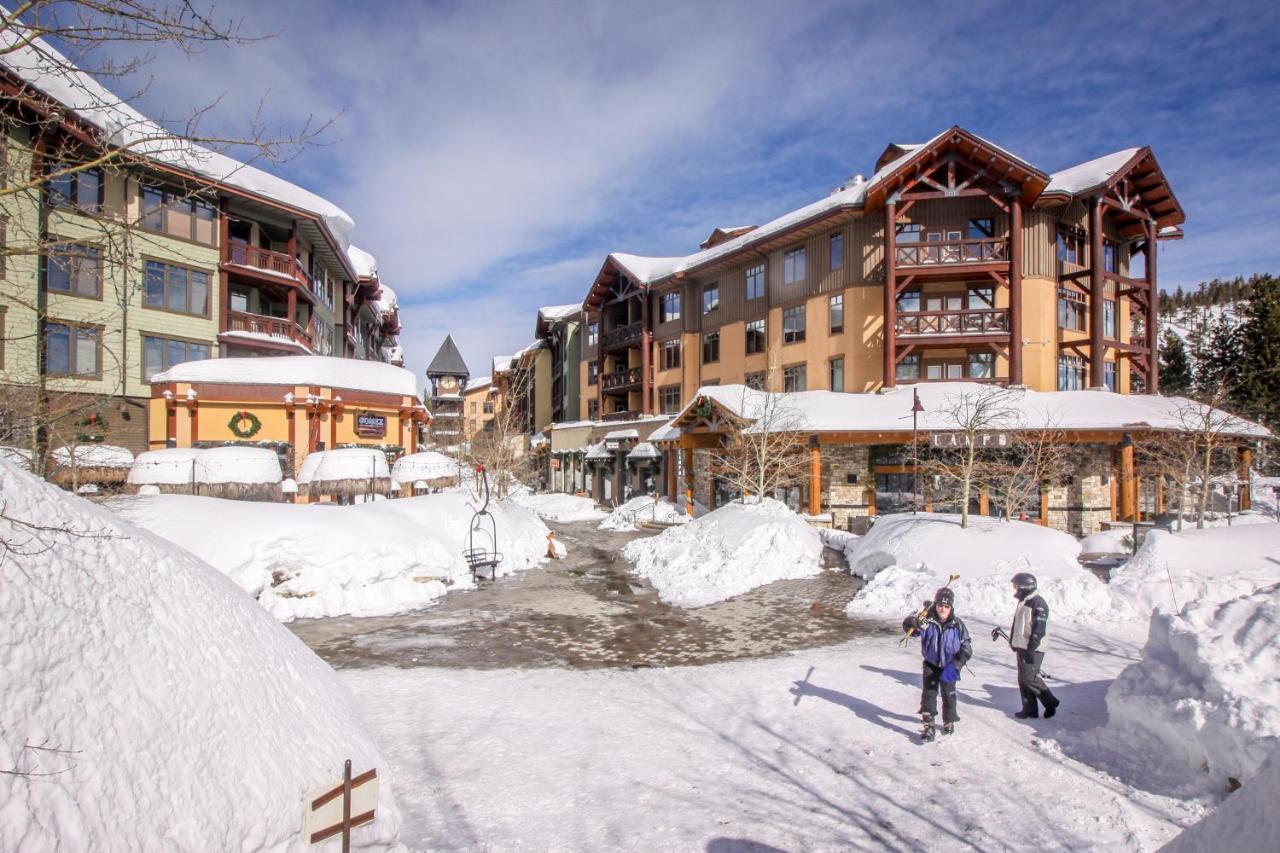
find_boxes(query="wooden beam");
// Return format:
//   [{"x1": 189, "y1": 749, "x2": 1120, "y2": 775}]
[
  {"x1": 1146, "y1": 218, "x2": 1160, "y2": 392},
  {"x1": 809, "y1": 439, "x2": 822, "y2": 516},
  {"x1": 883, "y1": 201, "x2": 897, "y2": 388},
  {"x1": 1089, "y1": 198, "x2": 1105, "y2": 386}
]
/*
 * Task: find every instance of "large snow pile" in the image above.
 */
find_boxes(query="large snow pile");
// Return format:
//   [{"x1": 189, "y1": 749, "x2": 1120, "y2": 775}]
[
  {"x1": 1159, "y1": 744, "x2": 1280, "y2": 852},
  {"x1": 1110, "y1": 524, "x2": 1280, "y2": 616},
  {"x1": 1106, "y1": 583, "x2": 1280, "y2": 789},
  {"x1": 0, "y1": 459, "x2": 402, "y2": 850},
  {"x1": 109, "y1": 492, "x2": 551, "y2": 621},
  {"x1": 599, "y1": 495, "x2": 691, "y2": 531},
  {"x1": 299, "y1": 447, "x2": 390, "y2": 484},
  {"x1": 129, "y1": 447, "x2": 281, "y2": 486},
  {"x1": 0, "y1": 446, "x2": 32, "y2": 470},
  {"x1": 843, "y1": 513, "x2": 1113, "y2": 622},
  {"x1": 50, "y1": 443, "x2": 133, "y2": 469},
  {"x1": 390, "y1": 451, "x2": 458, "y2": 485},
  {"x1": 622, "y1": 498, "x2": 823, "y2": 607},
  {"x1": 510, "y1": 491, "x2": 606, "y2": 523}
]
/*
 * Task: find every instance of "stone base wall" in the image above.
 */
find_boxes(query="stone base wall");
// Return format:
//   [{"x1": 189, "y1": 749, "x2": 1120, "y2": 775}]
[
  {"x1": 1045, "y1": 445, "x2": 1113, "y2": 536},
  {"x1": 821, "y1": 444, "x2": 873, "y2": 531}
]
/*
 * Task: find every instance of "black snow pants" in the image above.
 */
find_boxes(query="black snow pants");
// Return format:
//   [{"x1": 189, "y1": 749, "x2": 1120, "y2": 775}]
[
  {"x1": 1016, "y1": 650, "x2": 1057, "y2": 714},
  {"x1": 920, "y1": 662, "x2": 959, "y2": 723}
]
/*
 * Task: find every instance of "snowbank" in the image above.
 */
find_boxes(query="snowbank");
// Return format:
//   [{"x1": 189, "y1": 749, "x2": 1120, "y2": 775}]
[
  {"x1": 0, "y1": 445, "x2": 32, "y2": 470},
  {"x1": 622, "y1": 498, "x2": 823, "y2": 607},
  {"x1": 129, "y1": 447, "x2": 281, "y2": 486},
  {"x1": 843, "y1": 513, "x2": 1113, "y2": 622},
  {"x1": 1080, "y1": 527, "x2": 1134, "y2": 555},
  {"x1": 51, "y1": 443, "x2": 133, "y2": 468},
  {"x1": 510, "y1": 491, "x2": 606, "y2": 523},
  {"x1": 1106, "y1": 584, "x2": 1280, "y2": 789},
  {"x1": 390, "y1": 451, "x2": 458, "y2": 485},
  {"x1": 109, "y1": 492, "x2": 551, "y2": 621},
  {"x1": 598, "y1": 495, "x2": 691, "y2": 531},
  {"x1": 1110, "y1": 524, "x2": 1280, "y2": 616},
  {"x1": 1160, "y1": 744, "x2": 1280, "y2": 852},
  {"x1": 0, "y1": 459, "x2": 402, "y2": 850}
]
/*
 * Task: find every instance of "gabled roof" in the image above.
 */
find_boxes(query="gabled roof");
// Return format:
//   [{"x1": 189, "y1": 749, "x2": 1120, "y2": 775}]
[
  {"x1": 1043, "y1": 147, "x2": 1185, "y2": 231},
  {"x1": 1044, "y1": 149, "x2": 1141, "y2": 195},
  {"x1": 426, "y1": 335, "x2": 469, "y2": 377},
  {"x1": 699, "y1": 225, "x2": 756, "y2": 249}
]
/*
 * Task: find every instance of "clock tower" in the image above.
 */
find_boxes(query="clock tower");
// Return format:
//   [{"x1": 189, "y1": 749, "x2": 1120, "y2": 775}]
[{"x1": 425, "y1": 334, "x2": 470, "y2": 454}]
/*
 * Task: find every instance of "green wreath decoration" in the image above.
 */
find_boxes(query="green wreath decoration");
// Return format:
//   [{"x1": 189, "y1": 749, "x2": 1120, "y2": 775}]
[
  {"x1": 693, "y1": 396, "x2": 714, "y2": 419},
  {"x1": 228, "y1": 410, "x2": 262, "y2": 439},
  {"x1": 75, "y1": 412, "x2": 107, "y2": 443}
]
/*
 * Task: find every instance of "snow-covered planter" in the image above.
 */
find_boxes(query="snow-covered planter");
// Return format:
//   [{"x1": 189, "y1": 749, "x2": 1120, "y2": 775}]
[
  {"x1": 128, "y1": 446, "x2": 283, "y2": 501},
  {"x1": 109, "y1": 491, "x2": 552, "y2": 621},
  {"x1": 599, "y1": 495, "x2": 691, "y2": 532},
  {"x1": 298, "y1": 447, "x2": 392, "y2": 499},
  {"x1": 843, "y1": 513, "x2": 1112, "y2": 622},
  {"x1": 49, "y1": 443, "x2": 134, "y2": 487},
  {"x1": 509, "y1": 491, "x2": 606, "y2": 522},
  {"x1": 0, "y1": 459, "x2": 403, "y2": 849},
  {"x1": 622, "y1": 497, "x2": 823, "y2": 607},
  {"x1": 1105, "y1": 583, "x2": 1280, "y2": 788},
  {"x1": 390, "y1": 451, "x2": 458, "y2": 492}
]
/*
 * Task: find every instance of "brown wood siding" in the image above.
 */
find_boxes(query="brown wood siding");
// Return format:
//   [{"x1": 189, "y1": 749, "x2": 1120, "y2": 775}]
[
  {"x1": 852, "y1": 219, "x2": 885, "y2": 283},
  {"x1": 1022, "y1": 209, "x2": 1057, "y2": 278},
  {"x1": 651, "y1": 288, "x2": 683, "y2": 340},
  {"x1": 899, "y1": 197, "x2": 1006, "y2": 234},
  {"x1": 580, "y1": 309, "x2": 598, "y2": 359}
]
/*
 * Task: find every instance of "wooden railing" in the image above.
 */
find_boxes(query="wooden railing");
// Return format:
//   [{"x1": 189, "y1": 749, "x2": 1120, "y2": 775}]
[
  {"x1": 601, "y1": 320, "x2": 643, "y2": 349},
  {"x1": 225, "y1": 310, "x2": 313, "y2": 347},
  {"x1": 896, "y1": 307, "x2": 1009, "y2": 336},
  {"x1": 602, "y1": 366, "x2": 643, "y2": 390},
  {"x1": 896, "y1": 238, "x2": 1007, "y2": 267},
  {"x1": 226, "y1": 244, "x2": 303, "y2": 284}
]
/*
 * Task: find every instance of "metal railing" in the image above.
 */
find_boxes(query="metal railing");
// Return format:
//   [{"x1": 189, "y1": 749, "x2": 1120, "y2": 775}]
[
  {"x1": 896, "y1": 307, "x2": 1009, "y2": 336},
  {"x1": 601, "y1": 320, "x2": 643, "y2": 349},
  {"x1": 602, "y1": 366, "x2": 643, "y2": 390},
  {"x1": 896, "y1": 237, "x2": 1007, "y2": 267}
]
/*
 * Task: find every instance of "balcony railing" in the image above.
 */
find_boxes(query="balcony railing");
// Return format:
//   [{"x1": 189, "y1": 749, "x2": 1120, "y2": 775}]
[
  {"x1": 224, "y1": 310, "x2": 313, "y2": 348},
  {"x1": 226, "y1": 244, "x2": 304, "y2": 284},
  {"x1": 896, "y1": 238, "x2": 1007, "y2": 267},
  {"x1": 601, "y1": 320, "x2": 644, "y2": 349},
  {"x1": 602, "y1": 366, "x2": 643, "y2": 390},
  {"x1": 896, "y1": 307, "x2": 1009, "y2": 336}
]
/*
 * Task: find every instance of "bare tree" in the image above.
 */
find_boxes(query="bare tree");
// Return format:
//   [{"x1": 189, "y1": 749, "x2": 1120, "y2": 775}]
[
  {"x1": 467, "y1": 367, "x2": 535, "y2": 499},
  {"x1": 709, "y1": 365, "x2": 811, "y2": 505},
  {"x1": 980, "y1": 421, "x2": 1072, "y2": 522},
  {"x1": 923, "y1": 386, "x2": 1021, "y2": 528}
]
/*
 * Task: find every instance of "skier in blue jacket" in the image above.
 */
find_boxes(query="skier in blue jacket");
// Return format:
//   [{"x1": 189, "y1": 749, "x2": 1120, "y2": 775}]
[{"x1": 902, "y1": 587, "x2": 973, "y2": 741}]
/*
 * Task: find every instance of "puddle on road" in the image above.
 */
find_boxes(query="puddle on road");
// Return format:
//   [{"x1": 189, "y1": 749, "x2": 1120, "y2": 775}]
[{"x1": 289, "y1": 520, "x2": 895, "y2": 671}]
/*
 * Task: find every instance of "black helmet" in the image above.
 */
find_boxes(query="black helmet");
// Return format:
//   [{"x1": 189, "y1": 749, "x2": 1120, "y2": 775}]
[
  {"x1": 1011, "y1": 572, "x2": 1038, "y2": 596},
  {"x1": 934, "y1": 587, "x2": 955, "y2": 608}
]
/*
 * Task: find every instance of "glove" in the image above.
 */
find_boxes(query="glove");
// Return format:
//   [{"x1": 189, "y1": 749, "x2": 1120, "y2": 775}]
[
  {"x1": 941, "y1": 663, "x2": 960, "y2": 682},
  {"x1": 902, "y1": 615, "x2": 919, "y2": 633},
  {"x1": 1018, "y1": 649, "x2": 1036, "y2": 665},
  {"x1": 990, "y1": 628, "x2": 1001, "y2": 641}
]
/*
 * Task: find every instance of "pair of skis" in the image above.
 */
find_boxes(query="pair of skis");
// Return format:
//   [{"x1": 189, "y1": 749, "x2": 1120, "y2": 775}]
[
  {"x1": 898, "y1": 572, "x2": 961, "y2": 743},
  {"x1": 898, "y1": 572, "x2": 961, "y2": 645}
]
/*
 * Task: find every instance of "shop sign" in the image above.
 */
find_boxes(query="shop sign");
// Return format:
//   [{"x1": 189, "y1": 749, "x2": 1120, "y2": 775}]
[
  {"x1": 356, "y1": 411, "x2": 387, "y2": 438},
  {"x1": 930, "y1": 432, "x2": 1009, "y2": 449},
  {"x1": 550, "y1": 458, "x2": 561, "y2": 470}
]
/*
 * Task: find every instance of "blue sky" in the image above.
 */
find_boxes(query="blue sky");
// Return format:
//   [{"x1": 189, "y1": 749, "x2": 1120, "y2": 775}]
[{"x1": 94, "y1": 0, "x2": 1280, "y2": 386}]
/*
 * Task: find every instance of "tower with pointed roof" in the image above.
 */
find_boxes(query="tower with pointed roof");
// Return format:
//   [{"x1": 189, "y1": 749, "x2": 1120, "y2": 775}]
[{"x1": 426, "y1": 335, "x2": 470, "y2": 453}]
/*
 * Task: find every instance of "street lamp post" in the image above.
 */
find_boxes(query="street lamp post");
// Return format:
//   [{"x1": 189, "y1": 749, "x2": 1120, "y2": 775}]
[{"x1": 912, "y1": 388, "x2": 925, "y2": 515}]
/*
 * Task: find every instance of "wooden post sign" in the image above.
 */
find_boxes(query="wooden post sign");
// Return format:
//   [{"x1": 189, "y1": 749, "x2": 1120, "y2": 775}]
[{"x1": 304, "y1": 760, "x2": 378, "y2": 851}]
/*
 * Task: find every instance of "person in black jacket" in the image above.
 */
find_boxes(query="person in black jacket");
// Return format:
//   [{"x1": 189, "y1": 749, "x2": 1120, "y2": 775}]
[
  {"x1": 994, "y1": 572, "x2": 1060, "y2": 719},
  {"x1": 903, "y1": 587, "x2": 973, "y2": 740}
]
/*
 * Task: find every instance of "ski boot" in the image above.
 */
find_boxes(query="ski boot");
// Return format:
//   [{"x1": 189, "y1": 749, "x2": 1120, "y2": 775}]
[
  {"x1": 942, "y1": 722, "x2": 955, "y2": 736},
  {"x1": 919, "y1": 714, "x2": 936, "y2": 743}
]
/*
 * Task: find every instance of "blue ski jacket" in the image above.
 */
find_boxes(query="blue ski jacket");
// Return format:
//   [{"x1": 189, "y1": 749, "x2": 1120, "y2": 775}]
[{"x1": 916, "y1": 611, "x2": 973, "y2": 683}]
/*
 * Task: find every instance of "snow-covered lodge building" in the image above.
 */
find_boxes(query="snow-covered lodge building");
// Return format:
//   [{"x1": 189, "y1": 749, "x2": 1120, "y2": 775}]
[{"x1": 0, "y1": 27, "x2": 408, "y2": 460}]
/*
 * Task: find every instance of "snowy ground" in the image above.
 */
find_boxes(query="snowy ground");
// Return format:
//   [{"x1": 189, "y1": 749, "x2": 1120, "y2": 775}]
[{"x1": 343, "y1": 617, "x2": 1206, "y2": 851}]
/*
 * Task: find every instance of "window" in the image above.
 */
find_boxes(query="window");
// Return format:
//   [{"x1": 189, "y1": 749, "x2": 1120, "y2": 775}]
[
  {"x1": 587, "y1": 322, "x2": 598, "y2": 347},
  {"x1": 660, "y1": 292, "x2": 681, "y2": 323},
  {"x1": 1058, "y1": 355, "x2": 1086, "y2": 391},
  {"x1": 142, "y1": 334, "x2": 210, "y2": 380},
  {"x1": 896, "y1": 223, "x2": 922, "y2": 243},
  {"x1": 783, "y1": 247, "x2": 806, "y2": 284},
  {"x1": 968, "y1": 285, "x2": 994, "y2": 309},
  {"x1": 661, "y1": 338, "x2": 681, "y2": 369},
  {"x1": 46, "y1": 243, "x2": 102, "y2": 297},
  {"x1": 897, "y1": 291, "x2": 921, "y2": 313},
  {"x1": 926, "y1": 362, "x2": 965, "y2": 380},
  {"x1": 829, "y1": 357, "x2": 844, "y2": 392},
  {"x1": 968, "y1": 352, "x2": 994, "y2": 379},
  {"x1": 783, "y1": 364, "x2": 806, "y2": 392},
  {"x1": 702, "y1": 282, "x2": 719, "y2": 314},
  {"x1": 470, "y1": 402, "x2": 477, "y2": 414},
  {"x1": 44, "y1": 321, "x2": 100, "y2": 377},
  {"x1": 829, "y1": 294, "x2": 844, "y2": 333},
  {"x1": 660, "y1": 386, "x2": 682, "y2": 413},
  {"x1": 588, "y1": 399, "x2": 599, "y2": 420},
  {"x1": 1103, "y1": 241, "x2": 1117, "y2": 274},
  {"x1": 1103, "y1": 299, "x2": 1117, "y2": 339},
  {"x1": 588, "y1": 361, "x2": 598, "y2": 385},
  {"x1": 746, "y1": 264, "x2": 765, "y2": 300},
  {"x1": 484, "y1": 401, "x2": 494, "y2": 414},
  {"x1": 144, "y1": 260, "x2": 210, "y2": 316},
  {"x1": 896, "y1": 353, "x2": 921, "y2": 381},
  {"x1": 1103, "y1": 361, "x2": 1117, "y2": 392},
  {"x1": 1057, "y1": 287, "x2": 1087, "y2": 331},
  {"x1": 783, "y1": 305, "x2": 806, "y2": 344},
  {"x1": 746, "y1": 371, "x2": 766, "y2": 390},
  {"x1": 702, "y1": 331, "x2": 720, "y2": 364},
  {"x1": 1057, "y1": 228, "x2": 1085, "y2": 265},
  {"x1": 745, "y1": 319, "x2": 765, "y2": 354},
  {"x1": 47, "y1": 164, "x2": 103, "y2": 213},
  {"x1": 967, "y1": 218, "x2": 995, "y2": 239},
  {"x1": 141, "y1": 184, "x2": 216, "y2": 245},
  {"x1": 830, "y1": 233, "x2": 844, "y2": 270}
]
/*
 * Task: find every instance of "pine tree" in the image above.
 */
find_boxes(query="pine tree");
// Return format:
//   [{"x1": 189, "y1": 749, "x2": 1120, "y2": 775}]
[
  {"x1": 1231, "y1": 274, "x2": 1280, "y2": 427},
  {"x1": 1159, "y1": 330, "x2": 1195, "y2": 397},
  {"x1": 1193, "y1": 313, "x2": 1243, "y2": 395}
]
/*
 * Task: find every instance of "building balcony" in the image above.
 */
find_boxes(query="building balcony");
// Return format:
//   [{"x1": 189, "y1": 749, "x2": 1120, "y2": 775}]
[
  {"x1": 224, "y1": 244, "x2": 328, "y2": 304},
  {"x1": 601, "y1": 320, "x2": 644, "y2": 350},
  {"x1": 896, "y1": 238, "x2": 1008, "y2": 272},
  {"x1": 602, "y1": 366, "x2": 643, "y2": 391},
  {"x1": 896, "y1": 307, "x2": 1009, "y2": 341},
  {"x1": 220, "y1": 309, "x2": 313, "y2": 351},
  {"x1": 602, "y1": 409, "x2": 641, "y2": 422}
]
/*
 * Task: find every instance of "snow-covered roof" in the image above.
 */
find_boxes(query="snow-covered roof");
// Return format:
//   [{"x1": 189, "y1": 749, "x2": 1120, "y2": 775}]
[
  {"x1": 627, "y1": 442, "x2": 661, "y2": 460},
  {"x1": 391, "y1": 451, "x2": 457, "y2": 483},
  {"x1": 347, "y1": 245, "x2": 378, "y2": 279},
  {"x1": 465, "y1": 376, "x2": 492, "y2": 393},
  {"x1": 538, "y1": 304, "x2": 581, "y2": 323},
  {"x1": 1045, "y1": 149, "x2": 1142, "y2": 196},
  {"x1": 297, "y1": 448, "x2": 390, "y2": 484},
  {"x1": 646, "y1": 423, "x2": 682, "y2": 443},
  {"x1": 373, "y1": 283, "x2": 398, "y2": 316},
  {"x1": 584, "y1": 442, "x2": 613, "y2": 461},
  {"x1": 0, "y1": 25, "x2": 356, "y2": 252},
  {"x1": 492, "y1": 355, "x2": 513, "y2": 374},
  {"x1": 604, "y1": 429, "x2": 639, "y2": 441},
  {"x1": 677, "y1": 383, "x2": 1271, "y2": 438},
  {"x1": 152, "y1": 356, "x2": 417, "y2": 397},
  {"x1": 216, "y1": 330, "x2": 311, "y2": 353},
  {"x1": 51, "y1": 444, "x2": 134, "y2": 468}
]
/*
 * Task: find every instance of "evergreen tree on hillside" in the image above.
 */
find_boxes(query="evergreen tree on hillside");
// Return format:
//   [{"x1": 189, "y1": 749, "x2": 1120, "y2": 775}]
[
  {"x1": 1159, "y1": 331, "x2": 1195, "y2": 397},
  {"x1": 1231, "y1": 274, "x2": 1280, "y2": 427},
  {"x1": 1191, "y1": 313, "x2": 1242, "y2": 395}
]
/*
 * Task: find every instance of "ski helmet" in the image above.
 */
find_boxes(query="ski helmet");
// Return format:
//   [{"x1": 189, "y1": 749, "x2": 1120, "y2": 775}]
[
  {"x1": 1010, "y1": 572, "x2": 1038, "y2": 595},
  {"x1": 934, "y1": 587, "x2": 955, "y2": 608}
]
